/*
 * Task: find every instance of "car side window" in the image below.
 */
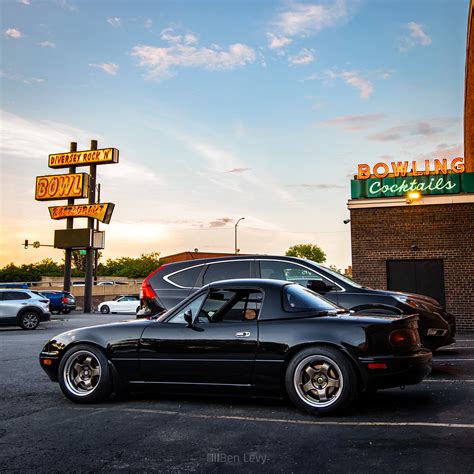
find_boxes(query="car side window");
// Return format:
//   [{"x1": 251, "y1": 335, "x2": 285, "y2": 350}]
[
  {"x1": 283, "y1": 285, "x2": 338, "y2": 313},
  {"x1": 202, "y1": 261, "x2": 251, "y2": 285},
  {"x1": 260, "y1": 260, "x2": 334, "y2": 288},
  {"x1": 167, "y1": 293, "x2": 207, "y2": 324},
  {"x1": 197, "y1": 290, "x2": 263, "y2": 323},
  {"x1": 167, "y1": 265, "x2": 203, "y2": 288},
  {"x1": 2, "y1": 291, "x2": 30, "y2": 300}
]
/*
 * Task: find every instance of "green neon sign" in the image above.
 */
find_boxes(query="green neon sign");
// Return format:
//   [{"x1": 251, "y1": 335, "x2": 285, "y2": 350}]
[{"x1": 351, "y1": 172, "x2": 474, "y2": 199}]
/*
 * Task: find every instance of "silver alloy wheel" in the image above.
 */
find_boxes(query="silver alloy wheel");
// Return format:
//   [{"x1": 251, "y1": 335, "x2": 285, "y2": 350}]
[
  {"x1": 21, "y1": 312, "x2": 39, "y2": 329},
  {"x1": 293, "y1": 355, "x2": 344, "y2": 408},
  {"x1": 63, "y1": 350, "x2": 102, "y2": 397}
]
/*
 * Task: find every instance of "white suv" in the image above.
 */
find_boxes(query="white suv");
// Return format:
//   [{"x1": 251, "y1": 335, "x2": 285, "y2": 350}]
[{"x1": 0, "y1": 289, "x2": 51, "y2": 330}]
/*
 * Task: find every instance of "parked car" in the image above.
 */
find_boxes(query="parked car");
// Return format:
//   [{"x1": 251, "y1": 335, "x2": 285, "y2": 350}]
[
  {"x1": 97, "y1": 281, "x2": 127, "y2": 286},
  {"x1": 0, "y1": 282, "x2": 29, "y2": 289},
  {"x1": 98, "y1": 295, "x2": 140, "y2": 314},
  {"x1": 138, "y1": 255, "x2": 455, "y2": 351},
  {"x1": 0, "y1": 289, "x2": 51, "y2": 330},
  {"x1": 39, "y1": 290, "x2": 76, "y2": 314},
  {"x1": 40, "y1": 279, "x2": 431, "y2": 414}
]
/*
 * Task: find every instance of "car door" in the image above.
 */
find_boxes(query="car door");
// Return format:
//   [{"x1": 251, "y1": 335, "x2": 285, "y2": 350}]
[
  {"x1": 0, "y1": 291, "x2": 29, "y2": 321},
  {"x1": 139, "y1": 288, "x2": 261, "y2": 385}
]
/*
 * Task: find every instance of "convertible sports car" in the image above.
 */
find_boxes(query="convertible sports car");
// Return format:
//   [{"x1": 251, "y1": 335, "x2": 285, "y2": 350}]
[{"x1": 40, "y1": 279, "x2": 432, "y2": 415}]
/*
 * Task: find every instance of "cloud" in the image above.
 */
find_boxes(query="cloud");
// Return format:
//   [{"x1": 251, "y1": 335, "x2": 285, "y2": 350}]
[
  {"x1": 106, "y1": 17, "x2": 121, "y2": 27},
  {"x1": 1, "y1": 70, "x2": 45, "y2": 84},
  {"x1": 18, "y1": 0, "x2": 31, "y2": 5},
  {"x1": 368, "y1": 118, "x2": 460, "y2": 141},
  {"x1": 132, "y1": 31, "x2": 256, "y2": 79},
  {"x1": 413, "y1": 143, "x2": 463, "y2": 162},
  {"x1": 209, "y1": 217, "x2": 233, "y2": 228},
  {"x1": 316, "y1": 113, "x2": 386, "y2": 131},
  {"x1": 267, "y1": 33, "x2": 292, "y2": 50},
  {"x1": 400, "y1": 22, "x2": 432, "y2": 52},
  {"x1": 5, "y1": 28, "x2": 22, "y2": 39},
  {"x1": 89, "y1": 63, "x2": 119, "y2": 75},
  {"x1": 286, "y1": 184, "x2": 345, "y2": 189},
  {"x1": 339, "y1": 71, "x2": 373, "y2": 98},
  {"x1": 274, "y1": 0, "x2": 349, "y2": 37},
  {"x1": 56, "y1": 0, "x2": 77, "y2": 11},
  {"x1": 37, "y1": 41, "x2": 56, "y2": 48},
  {"x1": 224, "y1": 167, "x2": 251, "y2": 173},
  {"x1": 288, "y1": 48, "x2": 315, "y2": 65},
  {"x1": 311, "y1": 69, "x2": 374, "y2": 98}
]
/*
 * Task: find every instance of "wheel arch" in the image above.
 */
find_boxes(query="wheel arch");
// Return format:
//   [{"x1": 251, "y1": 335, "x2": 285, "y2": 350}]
[
  {"x1": 17, "y1": 306, "x2": 42, "y2": 321},
  {"x1": 281, "y1": 342, "x2": 368, "y2": 394},
  {"x1": 56, "y1": 340, "x2": 125, "y2": 393}
]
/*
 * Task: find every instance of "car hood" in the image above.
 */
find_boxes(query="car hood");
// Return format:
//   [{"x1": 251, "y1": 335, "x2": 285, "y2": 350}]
[{"x1": 361, "y1": 287, "x2": 440, "y2": 307}]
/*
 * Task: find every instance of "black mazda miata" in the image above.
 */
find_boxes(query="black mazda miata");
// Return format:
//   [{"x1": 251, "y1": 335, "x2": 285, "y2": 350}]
[{"x1": 40, "y1": 279, "x2": 432, "y2": 415}]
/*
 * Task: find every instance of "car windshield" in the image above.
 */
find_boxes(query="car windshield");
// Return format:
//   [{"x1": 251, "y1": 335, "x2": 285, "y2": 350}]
[
  {"x1": 311, "y1": 262, "x2": 363, "y2": 289},
  {"x1": 283, "y1": 284, "x2": 343, "y2": 313}
]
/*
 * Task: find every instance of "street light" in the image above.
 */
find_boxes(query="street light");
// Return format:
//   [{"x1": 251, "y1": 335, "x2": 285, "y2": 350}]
[{"x1": 234, "y1": 217, "x2": 245, "y2": 254}]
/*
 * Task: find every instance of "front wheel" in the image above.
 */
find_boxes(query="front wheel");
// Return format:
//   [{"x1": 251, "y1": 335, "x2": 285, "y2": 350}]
[
  {"x1": 285, "y1": 346, "x2": 357, "y2": 415},
  {"x1": 19, "y1": 311, "x2": 40, "y2": 330},
  {"x1": 100, "y1": 305, "x2": 110, "y2": 314},
  {"x1": 58, "y1": 345, "x2": 112, "y2": 403}
]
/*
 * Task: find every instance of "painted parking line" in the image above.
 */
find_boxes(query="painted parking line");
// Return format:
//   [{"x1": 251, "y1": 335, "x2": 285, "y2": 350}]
[
  {"x1": 433, "y1": 358, "x2": 474, "y2": 362},
  {"x1": 424, "y1": 379, "x2": 474, "y2": 383},
  {"x1": 116, "y1": 407, "x2": 474, "y2": 429}
]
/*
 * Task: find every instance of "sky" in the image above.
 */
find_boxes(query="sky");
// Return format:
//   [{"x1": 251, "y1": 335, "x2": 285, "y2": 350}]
[{"x1": 0, "y1": 0, "x2": 469, "y2": 270}]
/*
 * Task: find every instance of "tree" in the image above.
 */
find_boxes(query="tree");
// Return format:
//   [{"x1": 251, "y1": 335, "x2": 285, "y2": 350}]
[
  {"x1": 0, "y1": 263, "x2": 42, "y2": 282},
  {"x1": 285, "y1": 243, "x2": 326, "y2": 263},
  {"x1": 100, "y1": 252, "x2": 162, "y2": 278},
  {"x1": 35, "y1": 258, "x2": 63, "y2": 276}
]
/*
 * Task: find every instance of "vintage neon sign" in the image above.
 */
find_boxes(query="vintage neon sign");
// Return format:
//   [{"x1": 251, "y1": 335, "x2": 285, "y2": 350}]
[
  {"x1": 357, "y1": 158, "x2": 465, "y2": 180},
  {"x1": 35, "y1": 173, "x2": 89, "y2": 201},
  {"x1": 48, "y1": 148, "x2": 119, "y2": 169},
  {"x1": 368, "y1": 177, "x2": 457, "y2": 196},
  {"x1": 48, "y1": 203, "x2": 115, "y2": 224}
]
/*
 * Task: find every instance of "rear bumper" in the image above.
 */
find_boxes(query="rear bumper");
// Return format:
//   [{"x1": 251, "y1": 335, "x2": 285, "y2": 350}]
[
  {"x1": 360, "y1": 349, "x2": 432, "y2": 390},
  {"x1": 41, "y1": 312, "x2": 51, "y2": 322}
]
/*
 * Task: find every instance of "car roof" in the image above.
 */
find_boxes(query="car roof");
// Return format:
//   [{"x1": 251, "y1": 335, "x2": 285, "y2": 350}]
[{"x1": 205, "y1": 278, "x2": 291, "y2": 290}]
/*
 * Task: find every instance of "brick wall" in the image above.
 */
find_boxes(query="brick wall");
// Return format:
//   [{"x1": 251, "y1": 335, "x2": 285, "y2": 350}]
[{"x1": 350, "y1": 202, "x2": 474, "y2": 332}]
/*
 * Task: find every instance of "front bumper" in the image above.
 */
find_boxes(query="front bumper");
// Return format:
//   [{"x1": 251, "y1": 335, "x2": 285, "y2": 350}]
[
  {"x1": 360, "y1": 349, "x2": 432, "y2": 390},
  {"x1": 39, "y1": 353, "x2": 59, "y2": 381}
]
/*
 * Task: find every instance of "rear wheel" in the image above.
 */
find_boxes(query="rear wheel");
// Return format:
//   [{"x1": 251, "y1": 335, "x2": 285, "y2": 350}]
[
  {"x1": 58, "y1": 345, "x2": 112, "y2": 403},
  {"x1": 19, "y1": 311, "x2": 40, "y2": 330},
  {"x1": 62, "y1": 309, "x2": 71, "y2": 314},
  {"x1": 100, "y1": 305, "x2": 110, "y2": 314},
  {"x1": 285, "y1": 346, "x2": 357, "y2": 415}
]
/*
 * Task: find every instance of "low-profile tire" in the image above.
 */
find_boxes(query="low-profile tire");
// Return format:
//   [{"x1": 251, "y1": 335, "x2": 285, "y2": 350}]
[
  {"x1": 285, "y1": 346, "x2": 357, "y2": 416},
  {"x1": 58, "y1": 344, "x2": 112, "y2": 403},
  {"x1": 19, "y1": 311, "x2": 40, "y2": 330},
  {"x1": 100, "y1": 305, "x2": 110, "y2": 314}
]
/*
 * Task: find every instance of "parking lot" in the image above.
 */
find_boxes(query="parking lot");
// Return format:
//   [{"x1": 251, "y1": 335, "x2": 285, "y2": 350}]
[{"x1": 1, "y1": 312, "x2": 473, "y2": 473}]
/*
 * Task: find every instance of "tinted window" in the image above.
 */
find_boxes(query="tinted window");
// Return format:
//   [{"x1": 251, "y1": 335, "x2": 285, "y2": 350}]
[
  {"x1": 283, "y1": 285, "x2": 338, "y2": 313},
  {"x1": 260, "y1": 260, "x2": 335, "y2": 288},
  {"x1": 2, "y1": 291, "x2": 31, "y2": 301},
  {"x1": 203, "y1": 261, "x2": 251, "y2": 285},
  {"x1": 167, "y1": 265, "x2": 203, "y2": 288}
]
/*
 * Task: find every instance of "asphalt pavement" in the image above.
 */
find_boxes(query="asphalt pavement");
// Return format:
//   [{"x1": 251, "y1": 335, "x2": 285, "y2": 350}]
[{"x1": 1, "y1": 311, "x2": 473, "y2": 473}]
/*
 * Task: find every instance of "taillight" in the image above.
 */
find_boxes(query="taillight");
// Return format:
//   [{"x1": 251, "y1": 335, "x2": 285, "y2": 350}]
[
  {"x1": 61, "y1": 297, "x2": 68, "y2": 303},
  {"x1": 389, "y1": 329, "x2": 419, "y2": 350},
  {"x1": 40, "y1": 299, "x2": 49, "y2": 304},
  {"x1": 140, "y1": 264, "x2": 166, "y2": 300}
]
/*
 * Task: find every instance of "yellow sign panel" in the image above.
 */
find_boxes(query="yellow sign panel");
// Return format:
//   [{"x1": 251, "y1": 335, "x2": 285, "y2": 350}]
[
  {"x1": 48, "y1": 203, "x2": 115, "y2": 224},
  {"x1": 35, "y1": 173, "x2": 89, "y2": 201},
  {"x1": 48, "y1": 148, "x2": 119, "y2": 169}
]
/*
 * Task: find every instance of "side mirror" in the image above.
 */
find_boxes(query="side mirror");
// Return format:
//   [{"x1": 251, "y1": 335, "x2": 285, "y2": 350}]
[
  {"x1": 307, "y1": 279, "x2": 332, "y2": 294},
  {"x1": 184, "y1": 309, "x2": 193, "y2": 325}
]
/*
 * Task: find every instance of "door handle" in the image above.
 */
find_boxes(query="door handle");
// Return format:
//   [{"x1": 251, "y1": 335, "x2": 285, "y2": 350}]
[{"x1": 235, "y1": 331, "x2": 250, "y2": 337}]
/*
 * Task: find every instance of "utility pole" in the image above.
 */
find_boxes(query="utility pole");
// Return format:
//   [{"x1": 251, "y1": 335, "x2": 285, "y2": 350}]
[
  {"x1": 63, "y1": 141, "x2": 77, "y2": 292},
  {"x1": 94, "y1": 183, "x2": 101, "y2": 285},
  {"x1": 83, "y1": 140, "x2": 97, "y2": 313},
  {"x1": 465, "y1": 0, "x2": 474, "y2": 172},
  {"x1": 234, "y1": 217, "x2": 245, "y2": 254}
]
